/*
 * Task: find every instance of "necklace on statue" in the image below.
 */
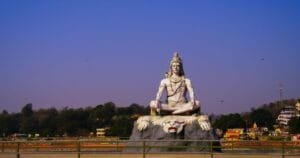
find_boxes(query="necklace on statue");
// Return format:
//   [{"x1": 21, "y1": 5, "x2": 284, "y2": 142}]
[
  {"x1": 170, "y1": 76, "x2": 183, "y2": 83},
  {"x1": 169, "y1": 77, "x2": 184, "y2": 94}
]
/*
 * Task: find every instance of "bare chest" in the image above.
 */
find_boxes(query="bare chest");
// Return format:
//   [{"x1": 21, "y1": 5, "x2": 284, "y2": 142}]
[{"x1": 165, "y1": 79, "x2": 186, "y2": 94}]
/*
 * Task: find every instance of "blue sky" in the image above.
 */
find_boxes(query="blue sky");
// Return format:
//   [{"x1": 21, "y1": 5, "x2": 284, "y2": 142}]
[{"x1": 0, "y1": 0, "x2": 299, "y2": 114}]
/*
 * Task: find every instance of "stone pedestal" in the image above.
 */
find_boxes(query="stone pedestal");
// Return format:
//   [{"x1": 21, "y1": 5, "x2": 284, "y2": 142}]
[{"x1": 125, "y1": 115, "x2": 219, "y2": 152}]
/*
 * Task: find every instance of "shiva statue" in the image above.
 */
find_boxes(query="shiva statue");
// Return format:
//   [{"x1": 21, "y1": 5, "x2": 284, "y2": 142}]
[{"x1": 150, "y1": 52, "x2": 200, "y2": 115}]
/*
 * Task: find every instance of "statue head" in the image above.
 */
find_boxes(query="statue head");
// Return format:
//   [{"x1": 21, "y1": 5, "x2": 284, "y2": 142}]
[{"x1": 165, "y1": 52, "x2": 185, "y2": 78}]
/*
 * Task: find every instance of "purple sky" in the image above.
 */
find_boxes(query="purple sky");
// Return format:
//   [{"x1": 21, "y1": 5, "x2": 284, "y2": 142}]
[{"x1": 0, "y1": 0, "x2": 300, "y2": 114}]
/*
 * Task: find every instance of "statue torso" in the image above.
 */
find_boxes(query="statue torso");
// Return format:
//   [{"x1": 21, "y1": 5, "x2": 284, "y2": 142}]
[{"x1": 164, "y1": 77, "x2": 187, "y2": 106}]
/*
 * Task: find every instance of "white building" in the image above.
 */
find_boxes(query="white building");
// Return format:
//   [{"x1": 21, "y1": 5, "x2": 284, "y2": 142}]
[
  {"x1": 96, "y1": 128, "x2": 106, "y2": 137},
  {"x1": 296, "y1": 102, "x2": 300, "y2": 117},
  {"x1": 277, "y1": 106, "x2": 297, "y2": 126}
]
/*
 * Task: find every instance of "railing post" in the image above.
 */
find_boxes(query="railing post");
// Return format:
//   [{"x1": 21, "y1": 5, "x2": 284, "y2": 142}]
[
  {"x1": 35, "y1": 142, "x2": 39, "y2": 152},
  {"x1": 77, "y1": 141, "x2": 80, "y2": 158},
  {"x1": 1, "y1": 142, "x2": 4, "y2": 152},
  {"x1": 116, "y1": 140, "x2": 119, "y2": 152},
  {"x1": 16, "y1": 142, "x2": 20, "y2": 158},
  {"x1": 143, "y1": 141, "x2": 146, "y2": 158},
  {"x1": 281, "y1": 140, "x2": 285, "y2": 158},
  {"x1": 210, "y1": 140, "x2": 214, "y2": 158}
]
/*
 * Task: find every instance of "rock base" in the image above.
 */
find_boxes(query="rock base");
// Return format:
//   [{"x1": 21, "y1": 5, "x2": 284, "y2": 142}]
[{"x1": 125, "y1": 115, "x2": 220, "y2": 152}]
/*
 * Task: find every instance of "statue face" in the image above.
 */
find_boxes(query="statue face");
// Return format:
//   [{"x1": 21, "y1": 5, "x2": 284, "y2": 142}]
[
  {"x1": 171, "y1": 62, "x2": 181, "y2": 75},
  {"x1": 162, "y1": 119, "x2": 184, "y2": 133}
]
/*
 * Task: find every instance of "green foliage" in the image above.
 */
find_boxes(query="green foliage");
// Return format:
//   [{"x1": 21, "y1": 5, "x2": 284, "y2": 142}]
[
  {"x1": 88, "y1": 102, "x2": 116, "y2": 131},
  {"x1": 106, "y1": 115, "x2": 134, "y2": 138},
  {"x1": 35, "y1": 108, "x2": 58, "y2": 136},
  {"x1": 249, "y1": 108, "x2": 275, "y2": 129},
  {"x1": 0, "y1": 102, "x2": 147, "y2": 137},
  {"x1": 20, "y1": 103, "x2": 39, "y2": 133},
  {"x1": 211, "y1": 98, "x2": 299, "y2": 133},
  {"x1": 56, "y1": 108, "x2": 91, "y2": 136},
  {"x1": 21, "y1": 103, "x2": 34, "y2": 117},
  {"x1": 288, "y1": 117, "x2": 300, "y2": 134},
  {"x1": 2, "y1": 98, "x2": 298, "y2": 138},
  {"x1": 213, "y1": 113, "x2": 246, "y2": 131},
  {"x1": 0, "y1": 111, "x2": 18, "y2": 136}
]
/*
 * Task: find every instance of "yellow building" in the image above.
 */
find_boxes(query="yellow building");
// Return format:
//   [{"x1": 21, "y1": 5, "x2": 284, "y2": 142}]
[{"x1": 224, "y1": 128, "x2": 244, "y2": 140}]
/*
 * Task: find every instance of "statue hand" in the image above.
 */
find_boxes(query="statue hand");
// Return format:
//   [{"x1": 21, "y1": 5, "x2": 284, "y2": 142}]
[
  {"x1": 137, "y1": 121, "x2": 148, "y2": 131},
  {"x1": 137, "y1": 117, "x2": 150, "y2": 131},
  {"x1": 150, "y1": 100, "x2": 159, "y2": 109},
  {"x1": 199, "y1": 121, "x2": 211, "y2": 131}
]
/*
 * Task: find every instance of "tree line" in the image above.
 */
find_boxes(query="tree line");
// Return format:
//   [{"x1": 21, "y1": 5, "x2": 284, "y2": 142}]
[
  {"x1": 0, "y1": 102, "x2": 149, "y2": 138},
  {"x1": 212, "y1": 98, "x2": 300, "y2": 134},
  {"x1": 1, "y1": 98, "x2": 300, "y2": 138}
]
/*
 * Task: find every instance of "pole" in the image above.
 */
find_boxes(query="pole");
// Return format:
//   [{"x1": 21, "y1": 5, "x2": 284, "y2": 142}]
[
  {"x1": 116, "y1": 140, "x2": 119, "y2": 152},
  {"x1": 16, "y1": 142, "x2": 20, "y2": 158},
  {"x1": 35, "y1": 142, "x2": 39, "y2": 152},
  {"x1": 210, "y1": 141, "x2": 214, "y2": 158},
  {"x1": 281, "y1": 140, "x2": 285, "y2": 158},
  {"x1": 143, "y1": 141, "x2": 146, "y2": 158},
  {"x1": 1, "y1": 142, "x2": 4, "y2": 152},
  {"x1": 279, "y1": 83, "x2": 283, "y2": 101},
  {"x1": 77, "y1": 141, "x2": 80, "y2": 158}
]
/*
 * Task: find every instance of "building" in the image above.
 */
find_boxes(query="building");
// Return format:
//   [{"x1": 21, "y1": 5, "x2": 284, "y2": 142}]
[
  {"x1": 96, "y1": 128, "x2": 106, "y2": 137},
  {"x1": 224, "y1": 128, "x2": 244, "y2": 140},
  {"x1": 247, "y1": 122, "x2": 261, "y2": 140},
  {"x1": 277, "y1": 105, "x2": 297, "y2": 126},
  {"x1": 296, "y1": 102, "x2": 300, "y2": 117}
]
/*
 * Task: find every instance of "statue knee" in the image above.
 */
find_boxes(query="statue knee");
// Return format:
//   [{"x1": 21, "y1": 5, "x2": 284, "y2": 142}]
[
  {"x1": 195, "y1": 100, "x2": 200, "y2": 106},
  {"x1": 150, "y1": 100, "x2": 157, "y2": 108}
]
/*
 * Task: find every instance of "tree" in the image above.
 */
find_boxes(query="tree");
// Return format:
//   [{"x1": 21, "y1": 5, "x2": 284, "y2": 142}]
[
  {"x1": 128, "y1": 103, "x2": 148, "y2": 115},
  {"x1": 88, "y1": 102, "x2": 116, "y2": 131},
  {"x1": 19, "y1": 103, "x2": 38, "y2": 133},
  {"x1": 0, "y1": 111, "x2": 18, "y2": 136},
  {"x1": 56, "y1": 107, "x2": 90, "y2": 136},
  {"x1": 288, "y1": 117, "x2": 300, "y2": 134},
  {"x1": 249, "y1": 108, "x2": 275, "y2": 129},
  {"x1": 106, "y1": 115, "x2": 134, "y2": 138},
  {"x1": 21, "y1": 103, "x2": 34, "y2": 117},
  {"x1": 213, "y1": 113, "x2": 246, "y2": 131},
  {"x1": 35, "y1": 108, "x2": 58, "y2": 136}
]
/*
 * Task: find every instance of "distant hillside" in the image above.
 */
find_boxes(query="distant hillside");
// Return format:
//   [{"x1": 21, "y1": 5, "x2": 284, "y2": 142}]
[
  {"x1": 257, "y1": 98, "x2": 299, "y2": 116},
  {"x1": 212, "y1": 98, "x2": 300, "y2": 131}
]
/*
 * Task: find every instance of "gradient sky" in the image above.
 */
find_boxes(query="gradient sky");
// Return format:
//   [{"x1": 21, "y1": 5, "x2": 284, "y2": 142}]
[{"x1": 0, "y1": 0, "x2": 300, "y2": 114}]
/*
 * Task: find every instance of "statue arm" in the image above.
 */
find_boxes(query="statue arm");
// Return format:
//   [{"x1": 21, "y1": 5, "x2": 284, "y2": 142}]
[
  {"x1": 185, "y1": 79, "x2": 195, "y2": 104},
  {"x1": 155, "y1": 79, "x2": 166, "y2": 101}
]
